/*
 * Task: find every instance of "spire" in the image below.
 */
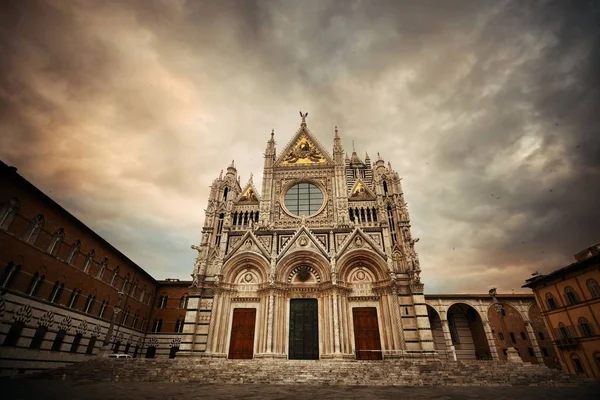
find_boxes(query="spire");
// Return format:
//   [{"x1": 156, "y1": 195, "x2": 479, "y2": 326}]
[
  {"x1": 226, "y1": 160, "x2": 237, "y2": 177},
  {"x1": 219, "y1": 170, "x2": 223, "y2": 180},
  {"x1": 334, "y1": 126, "x2": 339, "y2": 139},
  {"x1": 365, "y1": 151, "x2": 370, "y2": 160},
  {"x1": 249, "y1": 172, "x2": 253, "y2": 183},
  {"x1": 229, "y1": 160, "x2": 236, "y2": 169}
]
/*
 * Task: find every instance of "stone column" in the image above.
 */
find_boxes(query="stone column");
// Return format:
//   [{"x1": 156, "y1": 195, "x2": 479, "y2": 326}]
[
  {"x1": 440, "y1": 319, "x2": 457, "y2": 361},
  {"x1": 332, "y1": 291, "x2": 341, "y2": 354},
  {"x1": 203, "y1": 291, "x2": 220, "y2": 355},
  {"x1": 524, "y1": 319, "x2": 544, "y2": 364},
  {"x1": 266, "y1": 292, "x2": 274, "y2": 353},
  {"x1": 481, "y1": 318, "x2": 500, "y2": 361}
]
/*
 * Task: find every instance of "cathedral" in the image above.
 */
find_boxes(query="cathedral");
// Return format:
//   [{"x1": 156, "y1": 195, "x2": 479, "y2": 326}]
[{"x1": 183, "y1": 113, "x2": 433, "y2": 359}]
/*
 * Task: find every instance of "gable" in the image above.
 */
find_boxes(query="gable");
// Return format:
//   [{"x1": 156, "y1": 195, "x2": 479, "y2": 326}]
[
  {"x1": 348, "y1": 178, "x2": 376, "y2": 200},
  {"x1": 237, "y1": 182, "x2": 260, "y2": 203},
  {"x1": 277, "y1": 226, "x2": 330, "y2": 261},
  {"x1": 275, "y1": 126, "x2": 334, "y2": 167}
]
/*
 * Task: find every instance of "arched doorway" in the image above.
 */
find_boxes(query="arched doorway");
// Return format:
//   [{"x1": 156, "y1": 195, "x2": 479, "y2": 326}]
[
  {"x1": 426, "y1": 305, "x2": 446, "y2": 352},
  {"x1": 447, "y1": 303, "x2": 491, "y2": 360}
]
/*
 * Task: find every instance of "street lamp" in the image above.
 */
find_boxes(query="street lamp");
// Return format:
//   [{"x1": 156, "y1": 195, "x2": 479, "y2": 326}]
[{"x1": 101, "y1": 291, "x2": 124, "y2": 355}]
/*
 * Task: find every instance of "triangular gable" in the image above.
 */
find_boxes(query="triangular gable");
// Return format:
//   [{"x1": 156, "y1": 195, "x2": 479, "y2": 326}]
[
  {"x1": 275, "y1": 125, "x2": 334, "y2": 167},
  {"x1": 236, "y1": 178, "x2": 261, "y2": 203},
  {"x1": 348, "y1": 178, "x2": 376, "y2": 200},
  {"x1": 224, "y1": 230, "x2": 270, "y2": 262},
  {"x1": 336, "y1": 227, "x2": 387, "y2": 261},
  {"x1": 277, "y1": 225, "x2": 330, "y2": 261}
]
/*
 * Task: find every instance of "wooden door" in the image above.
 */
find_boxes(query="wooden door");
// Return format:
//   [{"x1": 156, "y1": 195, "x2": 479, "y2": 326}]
[
  {"x1": 228, "y1": 308, "x2": 256, "y2": 359},
  {"x1": 289, "y1": 299, "x2": 319, "y2": 360},
  {"x1": 353, "y1": 307, "x2": 383, "y2": 360}
]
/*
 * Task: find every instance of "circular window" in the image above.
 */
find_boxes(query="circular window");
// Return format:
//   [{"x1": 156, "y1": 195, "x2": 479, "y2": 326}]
[{"x1": 284, "y1": 182, "x2": 324, "y2": 217}]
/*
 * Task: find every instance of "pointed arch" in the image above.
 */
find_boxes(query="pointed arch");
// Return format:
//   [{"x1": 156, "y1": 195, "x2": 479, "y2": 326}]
[
  {"x1": 0, "y1": 197, "x2": 19, "y2": 230},
  {"x1": 47, "y1": 228, "x2": 64, "y2": 256}
]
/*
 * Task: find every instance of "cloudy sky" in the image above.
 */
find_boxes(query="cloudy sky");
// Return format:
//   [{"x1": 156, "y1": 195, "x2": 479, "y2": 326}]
[{"x1": 1, "y1": 0, "x2": 599, "y2": 294}]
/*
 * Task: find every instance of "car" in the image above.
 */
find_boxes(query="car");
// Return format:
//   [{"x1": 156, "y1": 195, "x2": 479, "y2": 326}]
[{"x1": 108, "y1": 353, "x2": 132, "y2": 359}]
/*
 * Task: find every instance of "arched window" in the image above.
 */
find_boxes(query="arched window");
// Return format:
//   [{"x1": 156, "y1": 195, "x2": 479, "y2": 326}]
[
  {"x1": 110, "y1": 266, "x2": 120, "y2": 287},
  {"x1": 179, "y1": 295, "x2": 188, "y2": 309},
  {"x1": 147, "y1": 292, "x2": 153, "y2": 306},
  {"x1": 153, "y1": 319, "x2": 163, "y2": 333},
  {"x1": 83, "y1": 250, "x2": 95, "y2": 273},
  {"x1": 122, "y1": 306, "x2": 130, "y2": 325},
  {"x1": 66, "y1": 240, "x2": 81, "y2": 266},
  {"x1": 139, "y1": 285, "x2": 146, "y2": 302},
  {"x1": 48, "y1": 281, "x2": 65, "y2": 304},
  {"x1": 130, "y1": 279, "x2": 137, "y2": 297},
  {"x1": 51, "y1": 329, "x2": 66, "y2": 351},
  {"x1": 47, "y1": 228, "x2": 64, "y2": 256},
  {"x1": 382, "y1": 181, "x2": 388, "y2": 195},
  {"x1": 121, "y1": 273, "x2": 130, "y2": 292},
  {"x1": 223, "y1": 187, "x2": 229, "y2": 201},
  {"x1": 83, "y1": 294, "x2": 95, "y2": 314},
  {"x1": 564, "y1": 286, "x2": 579, "y2": 305},
  {"x1": 0, "y1": 261, "x2": 20, "y2": 288},
  {"x1": 26, "y1": 272, "x2": 44, "y2": 297},
  {"x1": 67, "y1": 288, "x2": 81, "y2": 309},
  {"x1": 545, "y1": 293, "x2": 557, "y2": 310},
  {"x1": 159, "y1": 294, "x2": 168, "y2": 309},
  {"x1": 98, "y1": 300, "x2": 108, "y2": 318},
  {"x1": 2, "y1": 320, "x2": 25, "y2": 347},
  {"x1": 587, "y1": 279, "x2": 600, "y2": 299},
  {"x1": 30, "y1": 325, "x2": 47, "y2": 349},
  {"x1": 132, "y1": 312, "x2": 139, "y2": 329},
  {"x1": 70, "y1": 333, "x2": 83, "y2": 353},
  {"x1": 23, "y1": 214, "x2": 44, "y2": 244},
  {"x1": 86, "y1": 336, "x2": 97, "y2": 355},
  {"x1": 97, "y1": 258, "x2": 108, "y2": 279},
  {"x1": 558, "y1": 322, "x2": 572, "y2": 339},
  {"x1": 578, "y1": 317, "x2": 594, "y2": 337},
  {"x1": 145, "y1": 344, "x2": 157, "y2": 358},
  {"x1": 0, "y1": 198, "x2": 19, "y2": 230},
  {"x1": 571, "y1": 353, "x2": 585, "y2": 374}
]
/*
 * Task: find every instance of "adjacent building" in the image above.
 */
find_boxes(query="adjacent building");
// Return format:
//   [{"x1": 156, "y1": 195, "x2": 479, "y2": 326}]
[{"x1": 523, "y1": 245, "x2": 600, "y2": 378}]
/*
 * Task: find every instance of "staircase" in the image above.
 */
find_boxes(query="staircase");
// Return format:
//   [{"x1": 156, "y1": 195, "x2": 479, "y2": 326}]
[{"x1": 31, "y1": 358, "x2": 589, "y2": 386}]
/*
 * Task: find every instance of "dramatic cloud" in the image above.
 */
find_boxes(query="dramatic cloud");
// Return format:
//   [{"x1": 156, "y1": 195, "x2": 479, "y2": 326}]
[{"x1": 1, "y1": 0, "x2": 599, "y2": 293}]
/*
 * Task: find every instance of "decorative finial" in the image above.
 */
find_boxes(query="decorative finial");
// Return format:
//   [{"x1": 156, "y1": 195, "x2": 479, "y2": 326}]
[
  {"x1": 365, "y1": 151, "x2": 370, "y2": 160},
  {"x1": 271, "y1": 129, "x2": 274, "y2": 138},
  {"x1": 299, "y1": 111, "x2": 308, "y2": 125},
  {"x1": 352, "y1": 140, "x2": 356, "y2": 153},
  {"x1": 335, "y1": 126, "x2": 338, "y2": 135}
]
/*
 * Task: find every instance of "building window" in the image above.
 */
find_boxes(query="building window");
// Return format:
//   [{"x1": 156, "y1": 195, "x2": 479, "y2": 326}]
[
  {"x1": 83, "y1": 295, "x2": 95, "y2": 314},
  {"x1": 542, "y1": 347, "x2": 549, "y2": 357},
  {"x1": 571, "y1": 354, "x2": 585, "y2": 374},
  {"x1": 121, "y1": 273, "x2": 130, "y2": 293},
  {"x1": 99, "y1": 300, "x2": 108, "y2": 319},
  {"x1": 223, "y1": 186, "x2": 228, "y2": 201},
  {"x1": 66, "y1": 240, "x2": 81, "y2": 266},
  {"x1": 558, "y1": 323, "x2": 574, "y2": 339},
  {"x1": 97, "y1": 258, "x2": 108, "y2": 280},
  {"x1": 140, "y1": 285, "x2": 146, "y2": 302},
  {"x1": 387, "y1": 205, "x2": 398, "y2": 244},
  {"x1": 124, "y1": 343, "x2": 130, "y2": 354},
  {"x1": 179, "y1": 295, "x2": 188, "y2": 309},
  {"x1": 215, "y1": 213, "x2": 224, "y2": 247},
  {"x1": 545, "y1": 293, "x2": 558, "y2": 310},
  {"x1": 147, "y1": 293, "x2": 153, "y2": 306},
  {"x1": 0, "y1": 198, "x2": 19, "y2": 230},
  {"x1": 48, "y1": 281, "x2": 65, "y2": 304},
  {"x1": 2, "y1": 320, "x2": 25, "y2": 347},
  {"x1": 158, "y1": 295, "x2": 168, "y2": 309},
  {"x1": 133, "y1": 345, "x2": 139, "y2": 358},
  {"x1": 382, "y1": 180, "x2": 388, "y2": 195},
  {"x1": 110, "y1": 266, "x2": 120, "y2": 287},
  {"x1": 122, "y1": 306, "x2": 130, "y2": 325},
  {"x1": 30, "y1": 326, "x2": 48, "y2": 350},
  {"x1": 0, "y1": 262, "x2": 20, "y2": 288},
  {"x1": 83, "y1": 250, "x2": 95, "y2": 273},
  {"x1": 113, "y1": 341, "x2": 121, "y2": 353},
  {"x1": 47, "y1": 228, "x2": 64, "y2": 256},
  {"x1": 26, "y1": 272, "x2": 44, "y2": 297},
  {"x1": 283, "y1": 183, "x2": 324, "y2": 217},
  {"x1": 175, "y1": 318, "x2": 184, "y2": 333},
  {"x1": 67, "y1": 288, "x2": 81, "y2": 309},
  {"x1": 146, "y1": 345, "x2": 157, "y2": 359},
  {"x1": 528, "y1": 347, "x2": 535, "y2": 357},
  {"x1": 564, "y1": 286, "x2": 579, "y2": 305},
  {"x1": 498, "y1": 332, "x2": 504, "y2": 340},
  {"x1": 23, "y1": 214, "x2": 44, "y2": 244},
  {"x1": 587, "y1": 279, "x2": 600, "y2": 299},
  {"x1": 153, "y1": 319, "x2": 163, "y2": 333},
  {"x1": 520, "y1": 332, "x2": 527, "y2": 340},
  {"x1": 130, "y1": 280, "x2": 137, "y2": 297},
  {"x1": 86, "y1": 336, "x2": 97, "y2": 355},
  {"x1": 51, "y1": 330, "x2": 66, "y2": 351},
  {"x1": 169, "y1": 346, "x2": 179, "y2": 359},
  {"x1": 538, "y1": 332, "x2": 545, "y2": 341},
  {"x1": 70, "y1": 333, "x2": 83, "y2": 353},
  {"x1": 132, "y1": 313, "x2": 139, "y2": 329},
  {"x1": 509, "y1": 332, "x2": 517, "y2": 344},
  {"x1": 578, "y1": 317, "x2": 594, "y2": 337}
]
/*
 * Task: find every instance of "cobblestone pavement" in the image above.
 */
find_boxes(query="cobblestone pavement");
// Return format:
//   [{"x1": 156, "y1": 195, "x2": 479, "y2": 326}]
[{"x1": 2, "y1": 380, "x2": 599, "y2": 400}]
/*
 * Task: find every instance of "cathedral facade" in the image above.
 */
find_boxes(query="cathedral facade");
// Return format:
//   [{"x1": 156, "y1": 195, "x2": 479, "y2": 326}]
[{"x1": 183, "y1": 114, "x2": 433, "y2": 360}]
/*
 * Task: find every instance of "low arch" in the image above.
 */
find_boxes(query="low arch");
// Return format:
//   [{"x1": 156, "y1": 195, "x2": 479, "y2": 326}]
[
  {"x1": 276, "y1": 250, "x2": 331, "y2": 283},
  {"x1": 426, "y1": 305, "x2": 447, "y2": 352},
  {"x1": 222, "y1": 252, "x2": 269, "y2": 284},
  {"x1": 337, "y1": 249, "x2": 388, "y2": 282},
  {"x1": 447, "y1": 302, "x2": 491, "y2": 360}
]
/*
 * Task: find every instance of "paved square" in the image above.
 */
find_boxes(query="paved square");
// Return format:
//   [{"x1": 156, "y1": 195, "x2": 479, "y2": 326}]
[{"x1": 2, "y1": 381, "x2": 600, "y2": 400}]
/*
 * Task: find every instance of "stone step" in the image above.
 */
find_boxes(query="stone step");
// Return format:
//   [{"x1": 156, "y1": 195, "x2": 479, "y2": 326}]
[{"x1": 29, "y1": 357, "x2": 590, "y2": 387}]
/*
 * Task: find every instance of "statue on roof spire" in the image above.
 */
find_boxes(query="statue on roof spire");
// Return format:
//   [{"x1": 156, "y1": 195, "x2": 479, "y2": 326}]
[{"x1": 299, "y1": 111, "x2": 308, "y2": 124}]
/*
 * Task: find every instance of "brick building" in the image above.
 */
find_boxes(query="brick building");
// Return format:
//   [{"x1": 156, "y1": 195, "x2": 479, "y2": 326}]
[{"x1": 523, "y1": 245, "x2": 600, "y2": 378}]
